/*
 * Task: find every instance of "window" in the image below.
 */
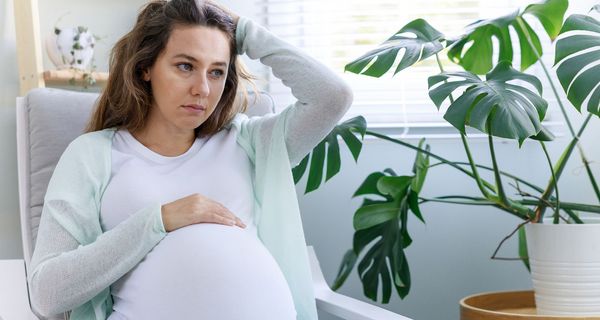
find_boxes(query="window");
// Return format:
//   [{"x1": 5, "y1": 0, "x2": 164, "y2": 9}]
[{"x1": 256, "y1": 0, "x2": 564, "y2": 137}]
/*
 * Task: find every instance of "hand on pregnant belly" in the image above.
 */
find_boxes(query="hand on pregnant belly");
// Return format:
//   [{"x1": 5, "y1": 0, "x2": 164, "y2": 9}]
[{"x1": 161, "y1": 193, "x2": 247, "y2": 232}]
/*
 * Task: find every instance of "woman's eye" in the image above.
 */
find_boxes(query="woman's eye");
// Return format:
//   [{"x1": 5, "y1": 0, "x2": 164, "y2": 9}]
[
  {"x1": 210, "y1": 69, "x2": 225, "y2": 78},
  {"x1": 176, "y1": 63, "x2": 193, "y2": 72}
]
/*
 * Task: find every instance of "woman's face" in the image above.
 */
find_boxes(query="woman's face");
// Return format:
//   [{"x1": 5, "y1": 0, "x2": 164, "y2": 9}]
[{"x1": 143, "y1": 24, "x2": 231, "y2": 135}]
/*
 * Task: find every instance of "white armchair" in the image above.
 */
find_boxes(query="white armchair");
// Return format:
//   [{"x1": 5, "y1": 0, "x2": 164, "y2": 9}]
[{"x1": 15, "y1": 88, "x2": 411, "y2": 320}]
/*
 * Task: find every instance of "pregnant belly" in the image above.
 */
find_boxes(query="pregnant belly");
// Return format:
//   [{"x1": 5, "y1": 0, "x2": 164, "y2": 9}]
[{"x1": 109, "y1": 223, "x2": 296, "y2": 320}]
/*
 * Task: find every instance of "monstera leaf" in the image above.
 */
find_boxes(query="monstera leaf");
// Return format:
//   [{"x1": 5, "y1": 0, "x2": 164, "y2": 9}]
[
  {"x1": 332, "y1": 140, "x2": 430, "y2": 302},
  {"x1": 345, "y1": 19, "x2": 445, "y2": 77},
  {"x1": 292, "y1": 116, "x2": 367, "y2": 193},
  {"x1": 555, "y1": 14, "x2": 600, "y2": 116},
  {"x1": 448, "y1": 0, "x2": 568, "y2": 74},
  {"x1": 428, "y1": 61, "x2": 548, "y2": 145}
]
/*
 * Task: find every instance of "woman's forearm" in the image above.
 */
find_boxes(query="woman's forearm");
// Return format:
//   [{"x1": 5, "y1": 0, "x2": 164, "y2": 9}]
[
  {"x1": 236, "y1": 18, "x2": 354, "y2": 165},
  {"x1": 28, "y1": 202, "x2": 166, "y2": 317}
]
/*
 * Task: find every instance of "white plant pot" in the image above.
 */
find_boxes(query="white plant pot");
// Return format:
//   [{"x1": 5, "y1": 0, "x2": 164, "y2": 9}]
[{"x1": 526, "y1": 222, "x2": 600, "y2": 316}]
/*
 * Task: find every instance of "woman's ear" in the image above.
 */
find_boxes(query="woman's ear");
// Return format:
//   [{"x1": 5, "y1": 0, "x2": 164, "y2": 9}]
[{"x1": 143, "y1": 69, "x2": 151, "y2": 81}]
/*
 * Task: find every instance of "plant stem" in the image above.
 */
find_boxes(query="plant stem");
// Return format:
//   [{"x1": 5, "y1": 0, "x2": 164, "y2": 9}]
[
  {"x1": 582, "y1": 151, "x2": 600, "y2": 204},
  {"x1": 461, "y1": 134, "x2": 493, "y2": 198},
  {"x1": 521, "y1": 199, "x2": 600, "y2": 213},
  {"x1": 440, "y1": 162, "x2": 545, "y2": 193},
  {"x1": 539, "y1": 141, "x2": 560, "y2": 223},
  {"x1": 490, "y1": 219, "x2": 531, "y2": 261},
  {"x1": 420, "y1": 197, "x2": 528, "y2": 219},
  {"x1": 435, "y1": 53, "x2": 492, "y2": 198},
  {"x1": 420, "y1": 196, "x2": 494, "y2": 206},
  {"x1": 434, "y1": 53, "x2": 446, "y2": 74},
  {"x1": 487, "y1": 133, "x2": 534, "y2": 218},
  {"x1": 538, "y1": 60, "x2": 576, "y2": 135},
  {"x1": 365, "y1": 130, "x2": 496, "y2": 192},
  {"x1": 515, "y1": 16, "x2": 600, "y2": 208},
  {"x1": 488, "y1": 132, "x2": 507, "y2": 204},
  {"x1": 535, "y1": 114, "x2": 594, "y2": 218}
]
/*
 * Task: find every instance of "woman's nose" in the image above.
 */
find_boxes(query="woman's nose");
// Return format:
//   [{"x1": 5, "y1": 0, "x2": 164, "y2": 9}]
[{"x1": 191, "y1": 74, "x2": 210, "y2": 97}]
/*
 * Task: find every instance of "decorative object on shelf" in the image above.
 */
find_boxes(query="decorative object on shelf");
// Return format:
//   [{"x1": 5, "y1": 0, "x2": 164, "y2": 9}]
[
  {"x1": 45, "y1": 23, "x2": 99, "y2": 88},
  {"x1": 293, "y1": 0, "x2": 600, "y2": 315}
]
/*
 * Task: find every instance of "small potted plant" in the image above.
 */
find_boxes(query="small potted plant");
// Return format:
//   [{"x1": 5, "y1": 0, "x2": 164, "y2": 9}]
[
  {"x1": 294, "y1": 0, "x2": 600, "y2": 315},
  {"x1": 46, "y1": 23, "x2": 99, "y2": 88}
]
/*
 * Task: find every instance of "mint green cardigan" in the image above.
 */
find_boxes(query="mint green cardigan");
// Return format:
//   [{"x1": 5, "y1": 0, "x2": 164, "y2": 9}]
[{"x1": 48, "y1": 109, "x2": 318, "y2": 319}]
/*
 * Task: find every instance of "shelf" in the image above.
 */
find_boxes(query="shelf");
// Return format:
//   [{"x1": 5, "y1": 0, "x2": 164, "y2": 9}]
[
  {"x1": 460, "y1": 290, "x2": 600, "y2": 320},
  {"x1": 42, "y1": 69, "x2": 108, "y2": 87}
]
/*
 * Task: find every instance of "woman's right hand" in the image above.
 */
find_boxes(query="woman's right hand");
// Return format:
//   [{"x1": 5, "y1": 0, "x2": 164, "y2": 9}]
[{"x1": 161, "y1": 193, "x2": 246, "y2": 232}]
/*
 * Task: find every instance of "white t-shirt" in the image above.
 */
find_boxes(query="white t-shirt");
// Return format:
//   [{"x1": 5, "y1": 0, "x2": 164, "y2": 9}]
[{"x1": 100, "y1": 128, "x2": 296, "y2": 319}]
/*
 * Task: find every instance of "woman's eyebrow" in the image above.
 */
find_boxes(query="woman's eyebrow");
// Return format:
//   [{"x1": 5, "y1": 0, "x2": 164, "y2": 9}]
[
  {"x1": 172, "y1": 53, "x2": 197, "y2": 61},
  {"x1": 212, "y1": 62, "x2": 228, "y2": 67},
  {"x1": 172, "y1": 53, "x2": 227, "y2": 66}
]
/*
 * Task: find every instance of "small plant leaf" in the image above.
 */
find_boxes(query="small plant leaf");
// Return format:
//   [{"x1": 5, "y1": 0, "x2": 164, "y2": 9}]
[
  {"x1": 518, "y1": 225, "x2": 531, "y2": 271},
  {"x1": 555, "y1": 14, "x2": 600, "y2": 116},
  {"x1": 292, "y1": 154, "x2": 309, "y2": 184},
  {"x1": 353, "y1": 202, "x2": 399, "y2": 230},
  {"x1": 293, "y1": 116, "x2": 367, "y2": 193},
  {"x1": 332, "y1": 249, "x2": 358, "y2": 291},
  {"x1": 530, "y1": 125, "x2": 555, "y2": 141},
  {"x1": 305, "y1": 140, "x2": 326, "y2": 193},
  {"x1": 376, "y1": 176, "x2": 412, "y2": 199},
  {"x1": 522, "y1": 0, "x2": 568, "y2": 40},
  {"x1": 335, "y1": 166, "x2": 428, "y2": 301},
  {"x1": 411, "y1": 138, "x2": 430, "y2": 193},
  {"x1": 353, "y1": 171, "x2": 388, "y2": 198},
  {"x1": 447, "y1": 0, "x2": 567, "y2": 74},
  {"x1": 428, "y1": 61, "x2": 548, "y2": 146},
  {"x1": 345, "y1": 19, "x2": 445, "y2": 77}
]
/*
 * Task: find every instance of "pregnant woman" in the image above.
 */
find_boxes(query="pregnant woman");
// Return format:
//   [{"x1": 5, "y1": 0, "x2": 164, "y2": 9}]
[{"x1": 27, "y1": 0, "x2": 353, "y2": 319}]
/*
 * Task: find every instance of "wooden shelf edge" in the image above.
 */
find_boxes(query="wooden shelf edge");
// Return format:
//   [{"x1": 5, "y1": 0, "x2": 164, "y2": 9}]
[{"x1": 42, "y1": 69, "x2": 109, "y2": 86}]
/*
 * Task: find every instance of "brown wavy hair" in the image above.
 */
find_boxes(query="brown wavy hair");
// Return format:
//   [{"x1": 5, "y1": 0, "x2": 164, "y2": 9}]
[{"x1": 86, "y1": 0, "x2": 253, "y2": 137}]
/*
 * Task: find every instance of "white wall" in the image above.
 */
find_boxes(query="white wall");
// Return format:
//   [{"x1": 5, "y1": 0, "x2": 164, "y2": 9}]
[{"x1": 1, "y1": 1, "x2": 599, "y2": 320}]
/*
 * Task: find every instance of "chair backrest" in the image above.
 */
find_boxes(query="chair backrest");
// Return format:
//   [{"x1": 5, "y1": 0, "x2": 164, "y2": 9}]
[{"x1": 16, "y1": 87, "x2": 275, "y2": 273}]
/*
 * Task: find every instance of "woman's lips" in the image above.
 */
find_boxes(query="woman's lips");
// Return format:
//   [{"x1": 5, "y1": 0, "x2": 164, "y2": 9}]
[{"x1": 182, "y1": 104, "x2": 206, "y2": 113}]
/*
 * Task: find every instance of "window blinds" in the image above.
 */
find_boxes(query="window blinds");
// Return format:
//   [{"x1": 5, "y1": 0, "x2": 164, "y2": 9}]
[{"x1": 256, "y1": 0, "x2": 563, "y2": 135}]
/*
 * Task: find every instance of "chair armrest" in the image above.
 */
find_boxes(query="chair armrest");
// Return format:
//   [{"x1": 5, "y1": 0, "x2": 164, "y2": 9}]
[
  {"x1": 314, "y1": 288, "x2": 413, "y2": 320},
  {"x1": 307, "y1": 246, "x2": 413, "y2": 320}
]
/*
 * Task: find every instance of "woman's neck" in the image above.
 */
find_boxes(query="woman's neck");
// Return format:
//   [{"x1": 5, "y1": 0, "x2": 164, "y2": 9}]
[{"x1": 131, "y1": 124, "x2": 196, "y2": 157}]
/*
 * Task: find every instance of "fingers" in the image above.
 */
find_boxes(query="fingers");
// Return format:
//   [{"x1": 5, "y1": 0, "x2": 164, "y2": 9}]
[
  {"x1": 185, "y1": 193, "x2": 247, "y2": 229},
  {"x1": 213, "y1": 212, "x2": 247, "y2": 228},
  {"x1": 214, "y1": 204, "x2": 247, "y2": 229},
  {"x1": 234, "y1": 217, "x2": 247, "y2": 228}
]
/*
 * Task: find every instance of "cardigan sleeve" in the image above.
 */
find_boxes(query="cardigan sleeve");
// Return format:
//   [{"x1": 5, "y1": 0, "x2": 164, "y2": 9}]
[
  {"x1": 28, "y1": 134, "x2": 167, "y2": 318},
  {"x1": 235, "y1": 17, "x2": 354, "y2": 166}
]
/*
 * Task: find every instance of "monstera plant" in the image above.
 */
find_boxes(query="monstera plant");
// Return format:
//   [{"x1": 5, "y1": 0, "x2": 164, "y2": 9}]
[{"x1": 293, "y1": 0, "x2": 600, "y2": 305}]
